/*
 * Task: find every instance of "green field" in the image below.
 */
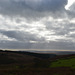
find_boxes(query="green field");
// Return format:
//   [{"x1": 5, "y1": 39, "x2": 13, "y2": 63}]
[{"x1": 50, "y1": 57, "x2": 75, "y2": 68}]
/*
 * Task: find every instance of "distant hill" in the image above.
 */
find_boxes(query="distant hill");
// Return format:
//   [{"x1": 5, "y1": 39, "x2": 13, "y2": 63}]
[
  {"x1": 29, "y1": 50, "x2": 75, "y2": 55},
  {"x1": 0, "y1": 50, "x2": 56, "y2": 64},
  {"x1": 0, "y1": 50, "x2": 35, "y2": 64},
  {"x1": 0, "y1": 50, "x2": 75, "y2": 64}
]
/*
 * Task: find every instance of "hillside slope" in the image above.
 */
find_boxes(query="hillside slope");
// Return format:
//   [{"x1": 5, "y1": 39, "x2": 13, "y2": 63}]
[{"x1": 0, "y1": 50, "x2": 75, "y2": 75}]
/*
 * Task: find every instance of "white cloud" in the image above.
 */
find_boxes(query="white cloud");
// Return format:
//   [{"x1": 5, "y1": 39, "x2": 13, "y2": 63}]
[{"x1": 65, "y1": 0, "x2": 75, "y2": 10}]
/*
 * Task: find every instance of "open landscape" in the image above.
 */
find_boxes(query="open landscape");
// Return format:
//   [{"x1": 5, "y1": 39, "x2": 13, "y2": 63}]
[
  {"x1": 0, "y1": 50, "x2": 75, "y2": 75},
  {"x1": 0, "y1": 0, "x2": 75, "y2": 75}
]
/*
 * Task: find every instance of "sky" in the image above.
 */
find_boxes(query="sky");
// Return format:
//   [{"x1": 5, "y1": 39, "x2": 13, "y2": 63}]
[{"x1": 0, "y1": 0, "x2": 75, "y2": 51}]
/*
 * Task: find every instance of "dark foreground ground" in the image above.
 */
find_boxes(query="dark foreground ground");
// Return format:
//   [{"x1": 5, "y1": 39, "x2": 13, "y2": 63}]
[{"x1": 0, "y1": 50, "x2": 75, "y2": 75}]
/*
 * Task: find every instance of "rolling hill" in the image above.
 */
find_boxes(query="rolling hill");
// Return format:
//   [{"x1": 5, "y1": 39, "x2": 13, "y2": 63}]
[{"x1": 0, "y1": 50, "x2": 75, "y2": 75}]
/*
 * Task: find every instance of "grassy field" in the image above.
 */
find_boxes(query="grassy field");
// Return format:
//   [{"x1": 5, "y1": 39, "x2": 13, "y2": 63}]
[{"x1": 50, "y1": 56, "x2": 75, "y2": 68}]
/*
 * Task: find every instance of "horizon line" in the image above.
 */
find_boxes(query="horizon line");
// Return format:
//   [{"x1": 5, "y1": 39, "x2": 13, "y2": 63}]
[{"x1": 1, "y1": 49, "x2": 75, "y2": 51}]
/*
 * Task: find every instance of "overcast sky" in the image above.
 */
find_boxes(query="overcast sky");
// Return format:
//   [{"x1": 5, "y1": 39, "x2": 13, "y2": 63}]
[{"x1": 0, "y1": 0, "x2": 75, "y2": 51}]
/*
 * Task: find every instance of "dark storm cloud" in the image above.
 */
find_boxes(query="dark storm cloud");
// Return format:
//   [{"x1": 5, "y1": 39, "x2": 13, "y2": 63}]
[
  {"x1": 0, "y1": 41, "x2": 33, "y2": 49},
  {"x1": 0, "y1": 0, "x2": 67, "y2": 19},
  {"x1": 0, "y1": 30, "x2": 45, "y2": 42},
  {"x1": 25, "y1": 0, "x2": 67, "y2": 11},
  {"x1": 27, "y1": 41, "x2": 75, "y2": 50},
  {"x1": 0, "y1": 40, "x2": 75, "y2": 50}
]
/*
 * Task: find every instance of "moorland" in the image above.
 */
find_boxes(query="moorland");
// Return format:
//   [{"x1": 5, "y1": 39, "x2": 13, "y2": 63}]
[{"x1": 0, "y1": 50, "x2": 75, "y2": 75}]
